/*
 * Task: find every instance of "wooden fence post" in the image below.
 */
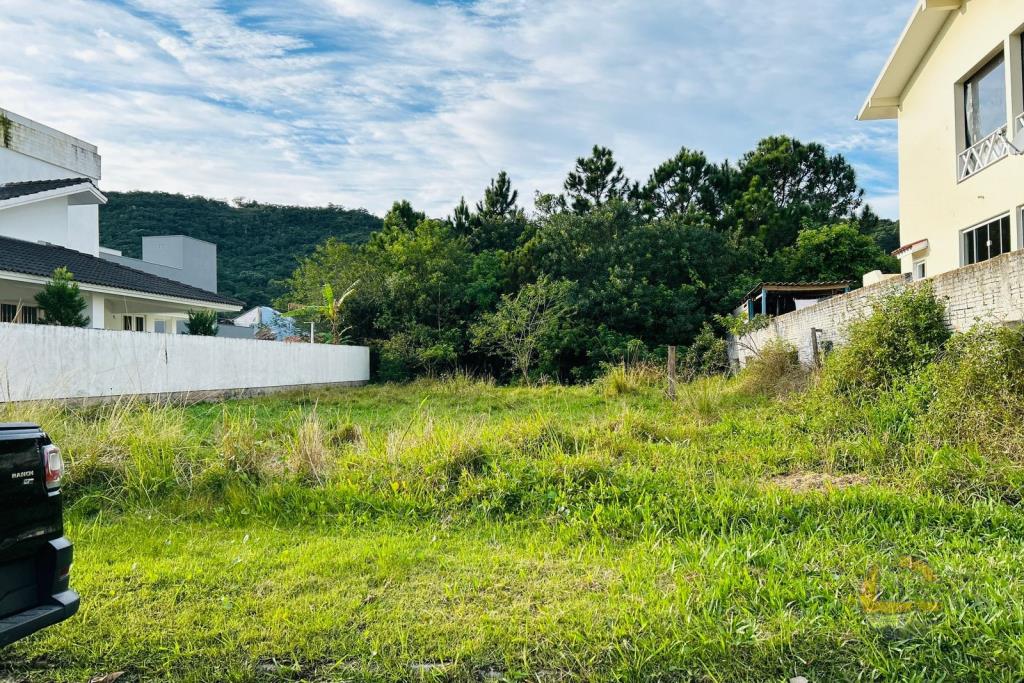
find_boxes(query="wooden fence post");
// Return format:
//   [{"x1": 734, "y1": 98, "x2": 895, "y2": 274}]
[{"x1": 667, "y1": 345, "x2": 677, "y2": 400}]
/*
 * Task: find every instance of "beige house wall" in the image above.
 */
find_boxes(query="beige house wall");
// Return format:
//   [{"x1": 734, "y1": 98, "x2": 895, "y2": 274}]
[{"x1": 897, "y1": 2, "x2": 1024, "y2": 277}]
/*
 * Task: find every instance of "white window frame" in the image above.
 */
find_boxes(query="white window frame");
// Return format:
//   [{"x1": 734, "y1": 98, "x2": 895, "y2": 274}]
[
  {"x1": 957, "y1": 45, "x2": 1013, "y2": 182},
  {"x1": 913, "y1": 259, "x2": 927, "y2": 281},
  {"x1": 960, "y1": 213, "x2": 1012, "y2": 266}
]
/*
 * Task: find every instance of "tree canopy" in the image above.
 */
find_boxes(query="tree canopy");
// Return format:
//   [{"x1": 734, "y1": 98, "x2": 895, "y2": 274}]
[{"x1": 276, "y1": 135, "x2": 898, "y2": 382}]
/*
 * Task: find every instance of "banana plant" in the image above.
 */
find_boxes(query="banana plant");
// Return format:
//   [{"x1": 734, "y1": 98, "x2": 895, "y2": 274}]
[{"x1": 289, "y1": 281, "x2": 357, "y2": 344}]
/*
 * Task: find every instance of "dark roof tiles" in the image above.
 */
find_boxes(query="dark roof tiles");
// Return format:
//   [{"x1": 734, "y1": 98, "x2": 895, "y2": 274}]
[
  {"x1": 0, "y1": 235, "x2": 241, "y2": 307},
  {"x1": 0, "y1": 178, "x2": 96, "y2": 201}
]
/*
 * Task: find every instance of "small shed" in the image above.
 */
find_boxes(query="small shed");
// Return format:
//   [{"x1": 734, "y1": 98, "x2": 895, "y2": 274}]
[{"x1": 737, "y1": 281, "x2": 852, "y2": 321}]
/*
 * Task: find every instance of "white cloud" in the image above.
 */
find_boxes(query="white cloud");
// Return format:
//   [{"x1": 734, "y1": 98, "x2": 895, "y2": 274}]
[{"x1": 0, "y1": 0, "x2": 909, "y2": 218}]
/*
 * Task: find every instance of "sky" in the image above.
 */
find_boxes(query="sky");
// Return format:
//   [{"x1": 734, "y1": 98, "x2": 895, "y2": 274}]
[{"x1": 0, "y1": 0, "x2": 911, "y2": 219}]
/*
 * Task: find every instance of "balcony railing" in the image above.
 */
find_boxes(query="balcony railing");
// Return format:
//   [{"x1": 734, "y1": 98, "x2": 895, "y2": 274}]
[{"x1": 959, "y1": 125, "x2": 1010, "y2": 181}]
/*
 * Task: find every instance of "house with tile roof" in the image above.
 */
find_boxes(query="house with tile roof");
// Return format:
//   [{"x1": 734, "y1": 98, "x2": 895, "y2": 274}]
[
  {"x1": 859, "y1": 0, "x2": 1024, "y2": 280},
  {"x1": 0, "y1": 108, "x2": 241, "y2": 331}
]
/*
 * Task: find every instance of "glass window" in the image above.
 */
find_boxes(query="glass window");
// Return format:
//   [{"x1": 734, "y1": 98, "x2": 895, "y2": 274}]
[
  {"x1": 963, "y1": 215, "x2": 1012, "y2": 265},
  {"x1": 1, "y1": 304, "x2": 38, "y2": 324},
  {"x1": 914, "y1": 261, "x2": 927, "y2": 280},
  {"x1": 965, "y1": 53, "x2": 1007, "y2": 147}
]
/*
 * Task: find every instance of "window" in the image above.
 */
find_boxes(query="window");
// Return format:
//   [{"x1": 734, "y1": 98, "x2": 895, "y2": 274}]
[
  {"x1": 913, "y1": 260, "x2": 927, "y2": 281},
  {"x1": 0, "y1": 304, "x2": 38, "y2": 324},
  {"x1": 962, "y1": 215, "x2": 1012, "y2": 265},
  {"x1": 122, "y1": 316, "x2": 145, "y2": 331},
  {"x1": 965, "y1": 53, "x2": 1007, "y2": 147},
  {"x1": 154, "y1": 320, "x2": 166, "y2": 334}
]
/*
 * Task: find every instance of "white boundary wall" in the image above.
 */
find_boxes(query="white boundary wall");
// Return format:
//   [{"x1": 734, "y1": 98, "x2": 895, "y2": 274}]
[
  {"x1": 729, "y1": 250, "x2": 1024, "y2": 367},
  {"x1": 0, "y1": 323, "x2": 369, "y2": 402}
]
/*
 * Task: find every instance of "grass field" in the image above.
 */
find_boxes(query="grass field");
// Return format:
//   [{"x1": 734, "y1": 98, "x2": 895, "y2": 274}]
[{"x1": 2, "y1": 372, "x2": 1024, "y2": 682}]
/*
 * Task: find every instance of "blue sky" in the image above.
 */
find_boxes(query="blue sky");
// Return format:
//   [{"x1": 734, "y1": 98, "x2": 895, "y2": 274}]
[{"x1": 0, "y1": 0, "x2": 911, "y2": 218}]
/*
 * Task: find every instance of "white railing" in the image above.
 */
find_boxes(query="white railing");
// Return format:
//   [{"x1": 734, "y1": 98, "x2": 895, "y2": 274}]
[
  {"x1": 1017, "y1": 112, "x2": 1024, "y2": 136},
  {"x1": 959, "y1": 125, "x2": 1009, "y2": 181}
]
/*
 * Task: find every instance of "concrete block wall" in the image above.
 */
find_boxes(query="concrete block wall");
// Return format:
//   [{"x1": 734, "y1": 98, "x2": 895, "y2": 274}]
[
  {"x1": 0, "y1": 324, "x2": 369, "y2": 402},
  {"x1": 729, "y1": 250, "x2": 1024, "y2": 367}
]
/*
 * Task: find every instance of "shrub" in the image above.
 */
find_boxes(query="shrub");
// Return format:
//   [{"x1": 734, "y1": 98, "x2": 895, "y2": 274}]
[
  {"x1": 35, "y1": 267, "x2": 89, "y2": 327},
  {"x1": 737, "y1": 340, "x2": 806, "y2": 397},
  {"x1": 821, "y1": 284, "x2": 949, "y2": 396},
  {"x1": 924, "y1": 324, "x2": 1024, "y2": 457},
  {"x1": 680, "y1": 323, "x2": 729, "y2": 381},
  {"x1": 289, "y1": 411, "x2": 331, "y2": 484},
  {"x1": 596, "y1": 362, "x2": 661, "y2": 398},
  {"x1": 186, "y1": 309, "x2": 219, "y2": 336}
]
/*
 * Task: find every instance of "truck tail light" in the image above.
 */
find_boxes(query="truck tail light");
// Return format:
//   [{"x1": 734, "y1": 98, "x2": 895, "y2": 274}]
[{"x1": 43, "y1": 444, "x2": 64, "y2": 490}]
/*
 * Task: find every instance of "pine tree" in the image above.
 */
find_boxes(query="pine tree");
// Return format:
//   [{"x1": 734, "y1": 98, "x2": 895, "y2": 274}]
[
  {"x1": 563, "y1": 145, "x2": 630, "y2": 214},
  {"x1": 476, "y1": 171, "x2": 520, "y2": 221},
  {"x1": 35, "y1": 267, "x2": 89, "y2": 327},
  {"x1": 450, "y1": 196, "x2": 473, "y2": 237}
]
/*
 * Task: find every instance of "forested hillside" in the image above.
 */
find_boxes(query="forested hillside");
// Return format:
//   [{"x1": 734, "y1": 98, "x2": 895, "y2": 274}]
[{"x1": 100, "y1": 192, "x2": 381, "y2": 306}]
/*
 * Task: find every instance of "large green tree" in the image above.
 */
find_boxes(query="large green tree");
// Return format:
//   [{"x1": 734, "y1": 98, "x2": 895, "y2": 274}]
[
  {"x1": 563, "y1": 145, "x2": 632, "y2": 215},
  {"x1": 771, "y1": 223, "x2": 899, "y2": 283},
  {"x1": 278, "y1": 134, "x2": 892, "y2": 383},
  {"x1": 732, "y1": 136, "x2": 863, "y2": 252},
  {"x1": 636, "y1": 147, "x2": 735, "y2": 220}
]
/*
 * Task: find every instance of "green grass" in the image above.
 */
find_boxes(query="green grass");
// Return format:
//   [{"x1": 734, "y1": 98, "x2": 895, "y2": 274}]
[{"x1": 3, "y1": 376, "x2": 1024, "y2": 681}]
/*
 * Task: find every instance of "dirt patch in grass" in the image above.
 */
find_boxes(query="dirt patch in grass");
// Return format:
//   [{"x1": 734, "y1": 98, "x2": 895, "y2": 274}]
[{"x1": 769, "y1": 471, "x2": 870, "y2": 493}]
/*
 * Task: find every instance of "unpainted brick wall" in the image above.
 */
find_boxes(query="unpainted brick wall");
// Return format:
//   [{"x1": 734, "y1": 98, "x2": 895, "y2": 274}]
[{"x1": 728, "y1": 251, "x2": 1024, "y2": 367}]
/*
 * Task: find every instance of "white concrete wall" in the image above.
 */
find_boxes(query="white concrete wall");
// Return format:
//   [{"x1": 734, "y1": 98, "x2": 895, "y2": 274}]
[
  {"x1": 729, "y1": 248, "x2": 1024, "y2": 367},
  {"x1": 0, "y1": 108, "x2": 101, "y2": 181},
  {"x1": 67, "y1": 204, "x2": 100, "y2": 256},
  {"x1": 0, "y1": 198, "x2": 100, "y2": 257},
  {"x1": 0, "y1": 197, "x2": 70, "y2": 246},
  {"x1": 897, "y1": 1, "x2": 1024, "y2": 278},
  {"x1": 0, "y1": 148, "x2": 81, "y2": 183},
  {"x1": 0, "y1": 324, "x2": 369, "y2": 402}
]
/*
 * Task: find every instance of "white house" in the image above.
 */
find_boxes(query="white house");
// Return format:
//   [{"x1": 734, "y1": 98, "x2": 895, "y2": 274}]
[
  {"x1": 859, "y1": 0, "x2": 1024, "y2": 280},
  {"x1": 0, "y1": 108, "x2": 242, "y2": 332}
]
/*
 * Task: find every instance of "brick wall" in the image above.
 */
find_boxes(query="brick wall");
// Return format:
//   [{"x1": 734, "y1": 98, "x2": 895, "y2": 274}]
[{"x1": 728, "y1": 250, "x2": 1024, "y2": 367}]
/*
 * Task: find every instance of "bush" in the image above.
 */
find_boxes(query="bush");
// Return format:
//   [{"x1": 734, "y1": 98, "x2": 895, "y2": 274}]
[
  {"x1": 737, "y1": 340, "x2": 806, "y2": 397},
  {"x1": 186, "y1": 309, "x2": 219, "y2": 336},
  {"x1": 596, "y1": 362, "x2": 661, "y2": 397},
  {"x1": 35, "y1": 267, "x2": 89, "y2": 327},
  {"x1": 924, "y1": 325, "x2": 1024, "y2": 457},
  {"x1": 680, "y1": 323, "x2": 729, "y2": 381},
  {"x1": 821, "y1": 284, "x2": 949, "y2": 396}
]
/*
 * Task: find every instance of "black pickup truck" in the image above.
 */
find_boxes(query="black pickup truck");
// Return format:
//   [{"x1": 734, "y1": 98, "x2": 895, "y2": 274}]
[{"x1": 0, "y1": 423, "x2": 78, "y2": 647}]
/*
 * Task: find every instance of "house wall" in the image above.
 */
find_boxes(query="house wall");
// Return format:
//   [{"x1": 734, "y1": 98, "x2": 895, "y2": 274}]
[
  {"x1": 897, "y1": 1, "x2": 1024, "y2": 277},
  {"x1": 0, "y1": 108, "x2": 101, "y2": 181},
  {"x1": 0, "y1": 324, "x2": 369, "y2": 402},
  {"x1": 0, "y1": 199, "x2": 100, "y2": 257},
  {"x1": 99, "y1": 236, "x2": 218, "y2": 293},
  {"x1": 66, "y1": 204, "x2": 100, "y2": 256},
  {"x1": 729, "y1": 249, "x2": 1024, "y2": 367},
  {"x1": 0, "y1": 198, "x2": 70, "y2": 247}
]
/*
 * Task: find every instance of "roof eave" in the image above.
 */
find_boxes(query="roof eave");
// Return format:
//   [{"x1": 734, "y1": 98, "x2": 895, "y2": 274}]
[
  {"x1": 857, "y1": 0, "x2": 963, "y2": 122},
  {"x1": 0, "y1": 270, "x2": 243, "y2": 312},
  {"x1": 0, "y1": 183, "x2": 107, "y2": 211}
]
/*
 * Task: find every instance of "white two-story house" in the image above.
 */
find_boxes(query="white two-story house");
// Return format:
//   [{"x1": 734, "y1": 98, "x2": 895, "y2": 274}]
[
  {"x1": 0, "y1": 108, "x2": 241, "y2": 331},
  {"x1": 859, "y1": 0, "x2": 1024, "y2": 280}
]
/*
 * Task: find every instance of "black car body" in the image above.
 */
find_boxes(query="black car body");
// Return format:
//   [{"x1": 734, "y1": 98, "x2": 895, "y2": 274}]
[{"x1": 0, "y1": 423, "x2": 78, "y2": 647}]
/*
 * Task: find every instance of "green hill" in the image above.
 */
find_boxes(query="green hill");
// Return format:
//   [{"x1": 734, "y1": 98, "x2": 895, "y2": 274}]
[{"x1": 99, "y1": 191, "x2": 381, "y2": 307}]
